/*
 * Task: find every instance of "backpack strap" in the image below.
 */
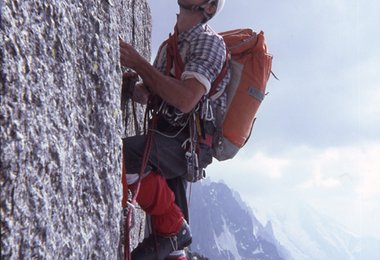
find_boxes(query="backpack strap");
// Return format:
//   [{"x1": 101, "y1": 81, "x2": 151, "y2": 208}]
[
  {"x1": 166, "y1": 25, "x2": 228, "y2": 96},
  {"x1": 165, "y1": 26, "x2": 184, "y2": 79},
  {"x1": 147, "y1": 26, "x2": 184, "y2": 115},
  {"x1": 208, "y1": 48, "x2": 229, "y2": 99}
]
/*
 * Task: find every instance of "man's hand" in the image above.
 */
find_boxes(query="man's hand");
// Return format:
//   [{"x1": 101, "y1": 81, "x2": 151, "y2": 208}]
[
  {"x1": 121, "y1": 71, "x2": 149, "y2": 105},
  {"x1": 119, "y1": 36, "x2": 205, "y2": 113},
  {"x1": 133, "y1": 82, "x2": 150, "y2": 105},
  {"x1": 121, "y1": 71, "x2": 138, "y2": 98},
  {"x1": 119, "y1": 37, "x2": 143, "y2": 70}
]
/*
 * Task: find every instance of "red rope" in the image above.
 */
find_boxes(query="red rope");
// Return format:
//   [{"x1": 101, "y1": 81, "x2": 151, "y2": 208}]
[
  {"x1": 121, "y1": 152, "x2": 131, "y2": 260},
  {"x1": 123, "y1": 116, "x2": 157, "y2": 260},
  {"x1": 165, "y1": 25, "x2": 184, "y2": 79}
]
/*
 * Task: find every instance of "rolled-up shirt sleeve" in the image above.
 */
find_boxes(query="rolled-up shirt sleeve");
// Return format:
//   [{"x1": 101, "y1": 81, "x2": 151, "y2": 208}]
[{"x1": 181, "y1": 33, "x2": 226, "y2": 95}]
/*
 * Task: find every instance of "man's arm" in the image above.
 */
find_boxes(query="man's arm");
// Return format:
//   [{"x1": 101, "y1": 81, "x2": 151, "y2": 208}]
[{"x1": 119, "y1": 38, "x2": 205, "y2": 113}]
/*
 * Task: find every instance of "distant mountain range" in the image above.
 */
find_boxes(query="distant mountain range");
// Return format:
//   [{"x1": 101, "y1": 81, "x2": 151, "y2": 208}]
[
  {"x1": 188, "y1": 181, "x2": 288, "y2": 259},
  {"x1": 188, "y1": 181, "x2": 380, "y2": 260},
  {"x1": 254, "y1": 201, "x2": 380, "y2": 260}
]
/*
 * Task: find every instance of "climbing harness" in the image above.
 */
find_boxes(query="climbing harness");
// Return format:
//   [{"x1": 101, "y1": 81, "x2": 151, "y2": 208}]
[{"x1": 160, "y1": 25, "x2": 228, "y2": 182}]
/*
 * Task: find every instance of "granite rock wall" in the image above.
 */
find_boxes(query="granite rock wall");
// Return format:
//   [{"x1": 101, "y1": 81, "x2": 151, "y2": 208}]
[{"x1": 0, "y1": 0, "x2": 150, "y2": 258}]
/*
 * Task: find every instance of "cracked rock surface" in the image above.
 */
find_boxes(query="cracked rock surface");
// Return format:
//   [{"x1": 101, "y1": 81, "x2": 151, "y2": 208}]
[{"x1": 1, "y1": 0, "x2": 150, "y2": 258}]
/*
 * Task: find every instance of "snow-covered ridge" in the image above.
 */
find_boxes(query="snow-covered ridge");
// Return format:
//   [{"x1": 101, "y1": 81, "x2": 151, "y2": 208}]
[{"x1": 189, "y1": 181, "x2": 380, "y2": 260}]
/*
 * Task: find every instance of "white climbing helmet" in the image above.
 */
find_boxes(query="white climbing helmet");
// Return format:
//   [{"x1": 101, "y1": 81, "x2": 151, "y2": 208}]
[
  {"x1": 178, "y1": 0, "x2": 226, "y2": 21},
  {"x1": 213, "y1": 0, "x2": 225, "y2": 18}
]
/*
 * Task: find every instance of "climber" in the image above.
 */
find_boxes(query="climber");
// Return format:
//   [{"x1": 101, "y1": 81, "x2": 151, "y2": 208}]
[{"x1": 119, "y1": 0, "x2": 229, "y2": 259}]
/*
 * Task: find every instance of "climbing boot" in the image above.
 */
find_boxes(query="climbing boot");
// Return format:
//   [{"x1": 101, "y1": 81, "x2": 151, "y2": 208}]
[{"x1": 131, "y1": 220, "x2": 192, "y2": 260}]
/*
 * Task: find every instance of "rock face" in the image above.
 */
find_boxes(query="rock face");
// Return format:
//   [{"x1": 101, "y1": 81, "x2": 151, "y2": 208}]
[{"x1": 0, "y1": 0, "x2": 150, "y2": 259}]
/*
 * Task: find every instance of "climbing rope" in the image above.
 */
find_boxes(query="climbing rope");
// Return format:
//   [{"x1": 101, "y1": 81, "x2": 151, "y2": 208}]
[{"x1": 120, "y1": 72, "x2": 149, "y2": 260}]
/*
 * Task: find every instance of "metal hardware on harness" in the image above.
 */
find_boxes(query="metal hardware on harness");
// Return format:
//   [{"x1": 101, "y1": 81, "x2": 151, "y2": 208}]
[
  {"x1": 156, "y1": 101, "x2": 189, "y2": 127},
  {"x1": 184, "y1": 111, "x2": 206, "y2": 182},
  {"x1": 201, "y1": 98, "x2": 214, "y2": 121},
  {"x1": 185, "y1": 150, "x2": 205, "y2": 182}
]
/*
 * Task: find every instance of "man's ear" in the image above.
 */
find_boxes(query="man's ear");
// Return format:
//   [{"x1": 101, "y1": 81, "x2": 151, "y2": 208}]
[{"x1": 203, "y1": 3, "x2": 217, "y2": 17}]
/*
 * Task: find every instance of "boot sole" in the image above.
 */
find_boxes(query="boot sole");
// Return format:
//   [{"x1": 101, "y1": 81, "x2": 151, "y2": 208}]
[{"x1": 179, "y1": 237, "x2": 192, "y2": 249}]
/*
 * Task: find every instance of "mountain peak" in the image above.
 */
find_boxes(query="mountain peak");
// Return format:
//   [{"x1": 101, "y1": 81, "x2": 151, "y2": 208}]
[{"x1": 189, "y1": 181, "x2": 286, "y2": 260}]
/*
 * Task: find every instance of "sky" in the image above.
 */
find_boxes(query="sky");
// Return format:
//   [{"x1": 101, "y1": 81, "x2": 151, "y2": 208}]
[{"x1": 147, "y1": 0, "x2": 380, "y2": 239}]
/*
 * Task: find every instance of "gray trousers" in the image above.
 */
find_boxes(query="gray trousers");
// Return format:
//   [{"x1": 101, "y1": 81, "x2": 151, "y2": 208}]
[
  {"x1": 123, "y1": 130, "x2": 190, "y2": 221},
  {"x1": 123, "y1": 130, "x2": 188, "y2": 179}
]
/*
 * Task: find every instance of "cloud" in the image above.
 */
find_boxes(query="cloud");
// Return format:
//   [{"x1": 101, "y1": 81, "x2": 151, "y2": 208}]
[
  {"x1": 355, "y1": 145, "x2": 380, "y2": 200},
  {"x1": 297, "y1": 148, "x2": 352, "y2": 190},
  {"x1": 209, "y1": 142, "x2": 380, "y2": 238},
  {"x1": 212, "y1": 151, "x2": 289, "y2": 179},
  {"x1": 249, "y1": 152, "x2": 290, "y2": 179},
  {"x1": 299, "y1": 170, "x2": 342, "y2": 189},
  {"x1": 295, "y1": 144, "x2": 380, "y2": 195}
]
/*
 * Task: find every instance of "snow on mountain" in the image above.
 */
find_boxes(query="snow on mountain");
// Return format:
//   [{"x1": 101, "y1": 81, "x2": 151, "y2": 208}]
[
  {"x1": 188, "y1": 181, "x2": 287, "y2": 260},
  {"x1": 250, "y1": 199, "x2": 380, "y2": 260},
  {"x1": 188, "y1": 181, "x2": 380, "y2": 259}
]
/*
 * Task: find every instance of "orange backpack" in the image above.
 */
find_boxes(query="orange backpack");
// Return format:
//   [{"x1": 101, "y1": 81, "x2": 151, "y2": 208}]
[
  {"x1": 163, "y1": 27, "x2": 273, "y2": 162},
  {"x1": 211, "y1": 29, "x2": 273, "y2": 161}
]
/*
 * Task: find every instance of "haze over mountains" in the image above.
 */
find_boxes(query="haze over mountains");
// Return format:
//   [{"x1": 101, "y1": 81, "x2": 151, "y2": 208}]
[{"x1": 189, "y1": 181, "x2": 380, "y2": 260}]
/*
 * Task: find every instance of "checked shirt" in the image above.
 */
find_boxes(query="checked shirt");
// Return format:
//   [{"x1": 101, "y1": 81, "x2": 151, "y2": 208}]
[{"x1": 153, "y1": 22, "x2": 231, "y2": 127}]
